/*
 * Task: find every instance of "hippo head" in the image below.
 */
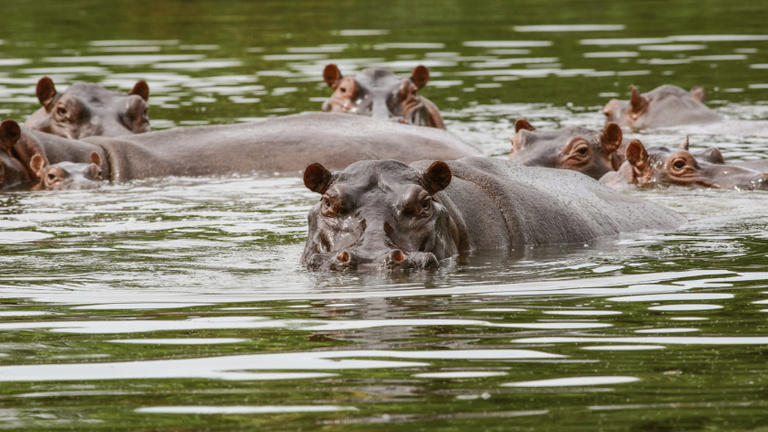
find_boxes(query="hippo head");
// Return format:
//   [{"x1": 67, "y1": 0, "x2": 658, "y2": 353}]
[
  {"x1": 623, "y1": 138, "x2": 768, "y2": 190},
  {"x1": 321, "y1": 64, "x2": 445, "y2": 128},
  {"x1": 603, "y1": 84, "x2": 721, "y2": 131},
  {"x1": 509, "y1": 119, "x2": 623, "y2": 179},
  {"x1": 25, "y1": 77, "x2": 151, "y2": 139},
  {"x1": 301, "y1": 159, "x2": 459, "y2": 271},
  {"x1": 29, "y1": 152, "x2": 103, "y2": 190},
  {"x1": 0, "y1": 120, "x2": 33, "y2": 190}
]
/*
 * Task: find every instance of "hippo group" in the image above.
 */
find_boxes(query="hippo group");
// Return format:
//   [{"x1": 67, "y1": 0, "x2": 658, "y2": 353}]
[{"x1": 3, "y1": 66, "x2": 764, "y2": 271}]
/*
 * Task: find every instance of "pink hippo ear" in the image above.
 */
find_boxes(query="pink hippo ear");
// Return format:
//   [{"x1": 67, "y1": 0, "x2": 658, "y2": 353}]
[
  {"x1": 690, "y1": 86, "x2": 706, "y2": 103},
  {"x1": 323, "y1": 64, "x2": 343, "y2": 90},
  {"x1": 89, "y1": 151, "x2": 102, "y2": 166},
  {"x1": 600, "y1": 122, "x2": 623, "y2": 155},
  {"x1": 29, "y1": 153, "x2": 47, "y2": 179},
  {"x1": 625, "y1": 139, "x2": 650, "y2": 183},
  {"x1": 423, "y1": 160, "x2": 451, "y2": 194},
  {"x1": 304, "y1": 162, "x2": 332, "y2": 194},
  {"x1": 129, "y1": 80, "x2": 150, "y2": 101},
  {"x1": 0, "y1": 120, "x2": 21, "y2": 153},
  {"x1": 678, "y1": 136, "x2": 690, "y2": 151},
  {"x1": 36, "y1": 77, "x2": 58, "y2": 111},
  {"x1": 629, "y1": 85, "x2": 649, "y2": 115},
  {"x1": 514, "y1": 118, "x2": 536, "y2": 133},
  {"x1": 410, "y1": 65, "x2": 430, "y2": 90}
]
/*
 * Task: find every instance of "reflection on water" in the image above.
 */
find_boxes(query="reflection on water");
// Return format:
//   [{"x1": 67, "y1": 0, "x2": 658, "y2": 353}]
[{"x1": 1, "y1": 0, "x2": 768, "y2": 430}]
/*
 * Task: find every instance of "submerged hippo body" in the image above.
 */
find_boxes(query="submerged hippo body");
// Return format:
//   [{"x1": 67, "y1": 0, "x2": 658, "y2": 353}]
[
  {"x1": 2, "y1": 113, "x2": 480, "y2": 189},
  {"x1": 322, "y1": 64, "x2": 445, "y2": 128},
  {"x1": 603, "y1": 84, "x2": 722, "y2": 131},
  {"x1": 599, "y1": 139, "x2": 768, "y2": 191},
  {"x1": 301, "y1": 157, "x2": 684, "y2": 271},
  {"x1": 509, "y1": 119, "x2": 624, "y2": 179},
  {"x1": 25, "y1": 77, "x2": 150, "y2": 139}
]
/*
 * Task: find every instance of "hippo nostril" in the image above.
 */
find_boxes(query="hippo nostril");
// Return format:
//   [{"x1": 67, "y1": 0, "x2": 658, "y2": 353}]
[
  {"x1": 337, "y1": 251, "x2": 350, "y2": 263},
  {"x1": 391, "y1": 249, "x2": 407, "y2": 263}
]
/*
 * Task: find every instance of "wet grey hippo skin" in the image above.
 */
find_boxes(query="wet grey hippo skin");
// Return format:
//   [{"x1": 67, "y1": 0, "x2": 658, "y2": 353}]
[
  {"x1": 25, "y1": 77, "x2": 150, "y2": 139},
  {"x1": 603, "y1": 84, "x2": 722, "y2": 131},
  {"x1": 599, "y1": 138, "x2": 768, "y2": 191},
  {"x1": 322, "y1": 64, "x2": 445, "y2": 129},
  {"x1": 301, "y1": 157, "x2": 685, "y2": 271},
  {"x1": 509, "y1": 118, "x2": 624, "y2": 179},
  {"x1": 2, "y1": 113, "x2": 479, "y2": 188}
]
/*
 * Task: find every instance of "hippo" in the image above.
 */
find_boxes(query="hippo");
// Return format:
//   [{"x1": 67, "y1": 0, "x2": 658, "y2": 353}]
[
  {"x1": 599, "y1": 138, "x2": 768, "y2": 191},
  {"x1": 1, "y1": 113, "x2": 480, "y2": 190},
  {"x1": 0, "y1": 120, "x2": 103, "y2": 190},
  {"x1": 24, "y1": 77, "x2": 150, "y2": 139},
  {"x1": 29, "y1": 156, "x2": 103, "y2": 191},
  {"x1": 321, "y1": 64, "x2": 445, "y2": 129},
  {"x1": 0, "y1": 121, "x2": 32, "y2": 190},
  {"x1": 509, "y1": 119, "x2": 624, "y2": 179},
  {"x1": 603, "y1": 84, "x2": 722, "y2": 131},
  {"x1": 301, "y1": 157, "x2": 684, "y2": 271}
]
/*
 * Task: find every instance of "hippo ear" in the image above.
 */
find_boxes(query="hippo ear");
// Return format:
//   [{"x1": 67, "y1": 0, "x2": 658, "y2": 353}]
[
  {"x1": 701, "y1": 147, "x2": 725, "y2": 164},
  {"x1": 36, "y1": 77, "x2": 58, "y2": 111},
  {"x1": 629, "y1": 85, "x2": 649, "y2": 114},
  {"x1": 600, "y1": 122, "x2": 623, "y2": 154},
  {"x1": 690, "y1": 86, "x2": 706, "y2": 103},
  {"x1": 0, "y1": 120, "x2": 21, "y2": 153},
  {"x1": 129, "y1": 80, "x2": 150, "y2": 101},
  {"x1": 514, "y1": 118, "x2": 535, "y2": 133},
  {"x1": 29, "y1": 153, "x2": 47, "y2": 178},
  {"x1": 625, "y1": 139, "x2": 648, "y2": 168},
  {"x1": 678, "y1": 136, "x2": 690, "y2": 151},
  {"x1": 323, "y1": 64, "x2": 343, "y2": 89},
  {"x1": 89, "y1": 151, "x2": 102, "y2": 166},
  {"x1": 304, "y1": 162, "x2": 332, "y2": 194},
  {"x1": 423, "y1": 161, "x2": 451, "y2": 194},
  {"x1": 410, "y1": 65, "x2": 430, "y2": 90}
]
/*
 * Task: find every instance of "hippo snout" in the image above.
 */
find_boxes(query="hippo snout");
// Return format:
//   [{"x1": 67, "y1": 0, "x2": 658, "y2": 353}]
[
  {"x1": 306, "y1": 248, "x2": 439, "y2": 272},
  {"x1": 749, "y1": 173, "x2": 768, "y2": 190},
  {"x1": 383, "y1": 249, "x2": 439, "y2": 270}
]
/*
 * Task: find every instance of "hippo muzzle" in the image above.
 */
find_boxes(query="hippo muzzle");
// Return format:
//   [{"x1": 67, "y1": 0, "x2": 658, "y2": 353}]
[{"x1": 305, "y1": 248, "x2": 439, "y2": 272}]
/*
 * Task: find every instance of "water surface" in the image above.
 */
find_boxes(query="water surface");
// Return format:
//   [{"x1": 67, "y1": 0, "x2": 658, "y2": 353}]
[{"x1": 1, "y1": 1, "x2": 768, "y2": 430}]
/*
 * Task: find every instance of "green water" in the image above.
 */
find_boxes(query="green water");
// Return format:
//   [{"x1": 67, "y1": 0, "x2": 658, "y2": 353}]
[{"x1": 1, "y1": 1, "x2": 768, "y2": 430}]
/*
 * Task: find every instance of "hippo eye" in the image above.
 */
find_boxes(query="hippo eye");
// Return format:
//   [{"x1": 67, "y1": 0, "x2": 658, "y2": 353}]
[
  {"x1": 577, "y1": 147, "x2": 588, "y2": 155},
  {"x1": 673, "y1": 159, "x2": 686, "y2": 170},
  {"x1": 56, "y1": 106, "x2": 67, "y2": 117},
  {"x1": 47, "y1": 172, "x2": 56, "y2": 182},
  {"x1": 339, "y1": 87, "x2": 346, "y2": 93}
]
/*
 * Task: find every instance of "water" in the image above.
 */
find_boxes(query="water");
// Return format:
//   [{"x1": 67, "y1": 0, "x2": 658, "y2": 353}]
[{"x1": 1, "y1": 0, "x2": 768, "y2": 430}]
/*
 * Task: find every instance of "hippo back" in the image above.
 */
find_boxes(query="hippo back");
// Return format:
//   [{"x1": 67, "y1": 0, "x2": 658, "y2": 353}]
[
  {"x1": 420, "y1": 157, "x2": 684, "y2": 251},
  {"x1": 86, "y1": 112, "x2": 480, "y2": 182}
]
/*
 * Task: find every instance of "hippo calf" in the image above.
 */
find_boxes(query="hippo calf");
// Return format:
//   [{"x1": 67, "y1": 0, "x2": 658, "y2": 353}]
[
  {"x1": 322, "y1": 64, "x2": 445, "y2": 128},
  {"x1": 29, "y1": 153, "x2": 102, "y2": 191},
  {"x1": 603, "y1": 84, "x2": 722, "y2": 131},
  {"x1": 25, "y1": 77, "x2": 150, "y2": 139},
  {"x1": 301, "y1": 157, "x2": 684, "y2": 271},
  {"x1": 509, "y1": 119, "x2": 624, "y2": 179},
  {"x1": 600, "y1": 138, "x2": 768, "y2": 191}
]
